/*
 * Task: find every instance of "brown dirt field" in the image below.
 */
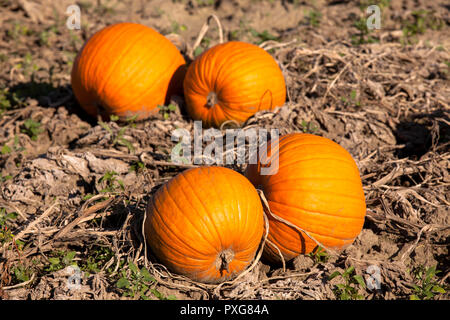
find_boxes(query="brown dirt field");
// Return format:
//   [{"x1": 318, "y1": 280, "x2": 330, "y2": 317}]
[{"x1": 0, "y1": 0, "x2": 448, "y2": 300}]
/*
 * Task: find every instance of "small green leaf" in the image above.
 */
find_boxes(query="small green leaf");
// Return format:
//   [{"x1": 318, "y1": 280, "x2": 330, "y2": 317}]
[
  {"x1": 1, "y1": 144, "x2": 11, "y2": 154},
  {"x1": 250, "y1": 29, "x2": 279, "y2": 44},
  {"x1": 425, "y1": 266, "x2": 438, "y2": 281},
  {"x1": 15, "y1": 239, "x2": 25, "y2": 250},
  {"x1": 343, "y1": 266, "x2": 355, "y2": 277},
  {"x1": 117, "y1": 277, "x2": 130, "y2": 289},
  {"x1": 432, "y1": 285, "x2": 446, "y2": 294},
  {"x1": 98, "y1": 121, "x2": 113, "y2": 135},
  {"x1": 6, "y1": 212, "x2": 18, "y2": 220},
  {"x1": 328, "y1": 271, "x2": 341, "y2": 280},
  {"x1": 140, "y1": 284, "x2": 149, "y2": 293},
  {"x1": 141, "y1": 293, "x2": 150, "y2": 300},
  {"x1": 340, "y1": 292, "x2": 350, "y2": 300},
  {"x1": 118, "y1": 138, "x2": 135, "y2": 153},
  {"x1": 126, "y1": 114, "x2": 138, "y2": 123},
  {"x1": 412, "y1": 284, "x2": 421, "y2": 292},
  {"x1": 353, "y1": 275, "x2": 366, "y2": 289},
  {"x1": 116, "y1": 179, "x2": 125, "y2": 190},
  {"x1": 424, "y1": 283, "x2": 433, "y2": 292},
  {"x1": 128, "y1": 261, "x2": 139, "y2": 275},
  {"x1": 14, "y1": 266, "x2": 30, "y2": 282},
  {"x1": 117, "y1": 126, "x2": 127, "y2": 136},
  {"x1": 82, "y1": 193, "x2": 94, "y2": 200},
  {"x1": 140, "y1": 267, "x2": 155, "y2": 283},
  {"x1": 63, "y1": 251, "x2": 76, "y2": 265},
  {"x1": 1, "y1": 175, "x2": 12, "y2": 182},
  {"x1": 151, "y1": 288, "x2": 164, "y2": 300},
  {"x1": 194, "y1": 47, "x2": 204, "y2": 57}
]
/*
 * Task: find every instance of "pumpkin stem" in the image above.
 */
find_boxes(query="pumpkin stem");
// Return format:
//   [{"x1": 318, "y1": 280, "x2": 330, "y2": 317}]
[
  {"x1": 206, "y1": 91, "x2": 218, "y2": 108},
  {"x1": 216, "y1": 249, "x2": 234, "y2": 276}
]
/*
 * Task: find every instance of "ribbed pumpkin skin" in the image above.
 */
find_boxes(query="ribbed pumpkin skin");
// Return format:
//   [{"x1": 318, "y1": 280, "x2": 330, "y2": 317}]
[
  {"x1": 71, "y1": 23, "x2": 186, "y2": 120},
  {"x1": 144, "y1": 166, "x2": 264, "y2": 284},
  {"x1": 183, "y1": 41, "x2": 286, "y2": 128},
  {"x1": 245, "y1": 133, "x2": 366, "y2": 263}
]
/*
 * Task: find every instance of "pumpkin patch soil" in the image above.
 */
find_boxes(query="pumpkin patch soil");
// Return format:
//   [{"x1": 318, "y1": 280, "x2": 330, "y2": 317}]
[{"x1": 0, "y1": 0, "x2": 448, "y2": 300}]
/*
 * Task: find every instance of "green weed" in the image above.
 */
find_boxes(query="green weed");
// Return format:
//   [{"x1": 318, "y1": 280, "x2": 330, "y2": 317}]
[
  {"x1": 4, "y1": 135, "x2": 25, "y2": 154},
  {"x1": 304, "y1": 9, "x2": 322, "y2": 28},
  {"x1": 299, "y1": 120, "x2": 318, "y2": 134},
  {"x1": 171, "y1": 21, "x2": 188, "y2": 34},
  {"x1": 129, "y1": 160, "x2": 146, "y2": 174},
  {"x1": 195, "y1": 0, "x2": 214, "y2": 5},
  {"x1": 98, "y1": 115, "x2": 136, "y2": 153},
  {"x1": 351, "y1": 17, "x2": 378, "y2": 45},
  {"x1": 0, "y1": 208, "x2": 18, "y2": 245},
  {"x1": 307, "y1": 246, "x2": 329, "y2": 264},
  {"x1": 38, "y1": 25, "x2": 58, "y2": 47},
  {"x1": 0, "y1": 174, "x2": 12, "y2": 182},
  {"x1": 409, "y1": 265, "x2": 446, "y2": 300},
  {"x1": 351, "y1": 0, "x2": 391, "y2": 45},
  {"x1": 79, "y1": 246, "x2": 115, "y2": 276},
  {"x1": 1, "y1": 143, "x2": 11, "y2": 155},
  {"x1": 98, "y1": 171, "x2": 124, "y2": 194},
  {"x1": 401, "y1": 10, "x2": 443, "y2": 44},
  {"x1": 7, "y1": 21, "x2": 33, "y2": 40},
  {"x1": 21, "y1": 118, "x2": 43, "y2": 141},
  {"x1": 358, "y1": 0, "x2": 390, "y2": 12},
  {"x1": 193, "y1": 37, "x2": 212, "y2": 57},
  {"x1": 12, "y1": 263, "x2": 33, "y2": 283},
  {"x1": 158, "y1": 104, "x2": 177, "y2": 120},
  {"x1": 250, "y1": 29, "x2": 279, "y2": 45},
  {"x1": 44, "y1": 250, "x2": 77, "y2": 272},
  {"x1": 116, "y1": 261, "x2": 176, "y2": 300},
  {"x1": 0, "y1": 88, "x2": 12, "y2": 113},
  {"x1": 341, "y1": 89, "x2": 361, "y2": 107},
  {"x1": 329, "y1": 266, "x2": 366, "y2": 300}
]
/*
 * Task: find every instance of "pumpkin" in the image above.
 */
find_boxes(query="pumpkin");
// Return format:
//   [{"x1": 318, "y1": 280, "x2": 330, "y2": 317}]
[
  {"x1": 71, "y1": 22, "x2": 186, "y2": 120},
  {"x1": 144, "y1": 166, "x2": 264, "y2": 284},
  {"x1": 183, "y1": 41, "x2": 286, "y2": 128},
  {"x1": 245, "y1": 133, "x2": 366, "y2": 264}
]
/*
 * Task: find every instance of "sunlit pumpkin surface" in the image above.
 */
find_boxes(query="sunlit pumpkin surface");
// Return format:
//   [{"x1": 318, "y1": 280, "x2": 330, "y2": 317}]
[
  {"x1": 71, "y1": 22, "x2": 186, "y2": 120},
  {"x1": 145, "y1": 166, "x2": 264, "y2": 284},
  {"x1": 245, "y1": 133, "x2": 367, "y2": 263},
  {"x1": 183, "y1": 41, "x2": 286, "y2": 128}
]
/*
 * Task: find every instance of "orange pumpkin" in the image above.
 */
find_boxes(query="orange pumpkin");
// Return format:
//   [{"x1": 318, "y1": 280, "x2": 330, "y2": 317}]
[
  {"x1": 144, "y1": 166, "x2": 264, "y2": 284},
  {"x1": 183, "y1": 41, "x2": 286, "y2": 128},
  {"x1": 71, "y1": 22, "x2": 186, "y2": 120},
  {"x1": 245, "y1": 133, "x2": 366, "y2": 263}
]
